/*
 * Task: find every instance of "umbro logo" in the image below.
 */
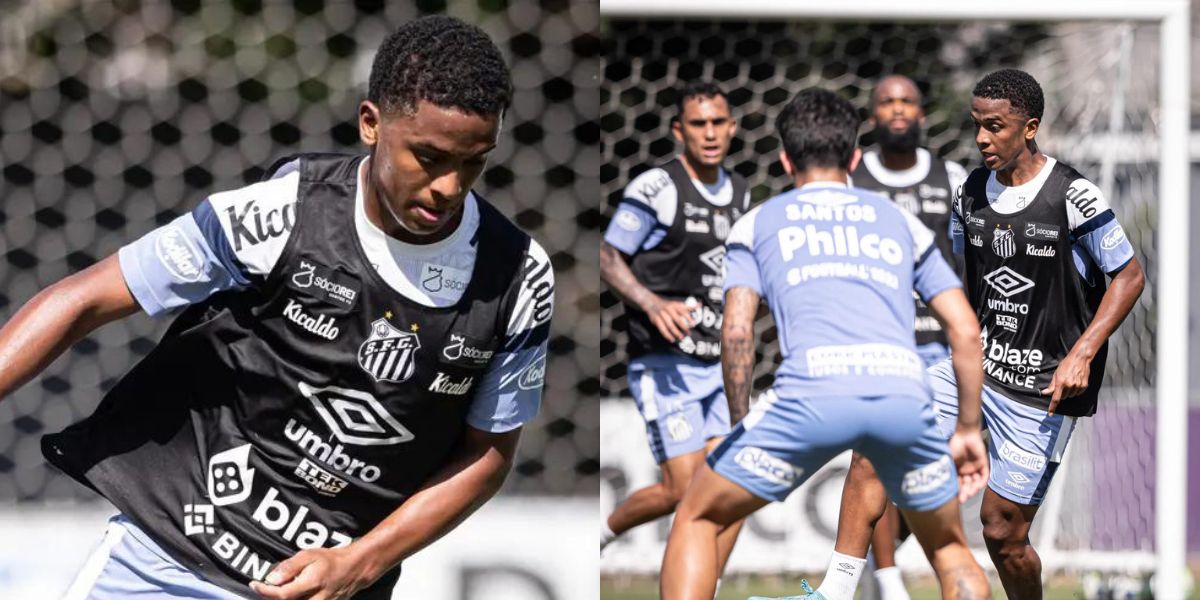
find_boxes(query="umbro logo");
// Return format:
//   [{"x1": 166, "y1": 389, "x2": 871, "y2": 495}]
[
  {"x1": 983, "y1": 266, "x2": 1035, "y2": 298},
  {"x1": 699, "y1": 246, "x2": 726, "y2": 276},
  {"x1": 298, "y1": 381, "x2": 414, "y2": 446}
]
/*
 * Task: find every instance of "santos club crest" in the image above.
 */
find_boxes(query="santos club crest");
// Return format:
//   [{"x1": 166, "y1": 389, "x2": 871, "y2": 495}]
[
  {"x1": 358, "y1": 319, "x2": 421, "y2": 383},
  {"x1": 991, "y1": 224, "x2": 1016, "y2": 258}
]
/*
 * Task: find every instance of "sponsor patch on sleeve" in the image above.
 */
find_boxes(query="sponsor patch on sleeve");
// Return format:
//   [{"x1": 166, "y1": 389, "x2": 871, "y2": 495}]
[{"x1": 155, "y1": 225, "x2": 206, "y2": 282}]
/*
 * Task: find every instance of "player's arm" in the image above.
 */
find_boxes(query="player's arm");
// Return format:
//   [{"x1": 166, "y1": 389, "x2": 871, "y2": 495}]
[
  {"x1": 1043, "y1": 256, "x2": 1144, "y2": 412},
  {"x1": 252, "y1": 426, "x2": 521, "y2": 600},
  {"x1": 720, "y1": 286, "x2": 758, "y2": 425},
  {"x1": 720, "y1": 209, "x2": 762, "y2": 425},
  {"x1": 600, "y1": 243, "x2": 692, "y2": 343},
  {"x1": 601, "y1": 177, "x2": 693, "y2": 342},
  {"x1": 0, "y1": 255, "x2": 139, "y2": 402},
  {"x1": 1043, "y1": 181, "x2": 1146, "y2": 413},
  {"x1": 0, "y1": 170, "x2": 297, "y2": 403}
]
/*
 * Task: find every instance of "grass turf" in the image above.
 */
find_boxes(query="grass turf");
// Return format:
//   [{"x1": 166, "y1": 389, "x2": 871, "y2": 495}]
[{"x1": 601, "y1": 574, "x2": 1091, "y2": 600}]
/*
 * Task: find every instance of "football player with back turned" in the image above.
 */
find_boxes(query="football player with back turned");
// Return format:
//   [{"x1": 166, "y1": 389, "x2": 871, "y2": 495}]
[{"x1": 658, "y1": 87, "x2": 991, "y2": 600}]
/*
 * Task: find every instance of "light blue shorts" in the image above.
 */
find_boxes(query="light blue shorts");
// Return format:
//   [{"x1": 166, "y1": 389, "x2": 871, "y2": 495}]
[
  {"x1": 916, "y1": 342, "x2": 950, "y2": 369},
  {"x1": 708, "y1": 390, "x2": 958, "y2": 512},
  {"x1": 63, "y1": 514, "x2": 245, "y2": 599},
  {"x1": 926, "y1": 359, "x2": 1077, "y2": 505},
  {"x1": 628, "y1": 353, "x2": 731, "y2": 464}
]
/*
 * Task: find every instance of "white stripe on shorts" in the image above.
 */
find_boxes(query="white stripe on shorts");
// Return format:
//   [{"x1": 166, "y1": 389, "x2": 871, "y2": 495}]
[
  {"x1": 742, "y1": 390, "x2": 778, "y2": 430},
  {"x1": 1049, "y1": 416, "x2": 1076, "y2": 463},
  {"x1": 640, "y1": 369, "x2": 659, "y2": 421},
  {"x1": 62, "y1": 518, "x2": 127, "y2": 600}
]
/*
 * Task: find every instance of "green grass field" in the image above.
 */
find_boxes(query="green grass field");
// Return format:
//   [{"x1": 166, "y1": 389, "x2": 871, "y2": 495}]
[{"x1": 601, "y1": 574, "x2": 1094, "y2": 600}]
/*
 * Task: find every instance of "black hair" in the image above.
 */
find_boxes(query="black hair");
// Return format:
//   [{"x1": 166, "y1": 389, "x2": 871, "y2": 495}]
[
  {"x1": 972, "y1": 68, "x2": 1044, "y2": 121},
  {"x1": 368, "y1": 15, "x2": 512, "y2": 116},
  {"x1": 776, "y1": 88, "x2": 861, "y2": 171},
  {"x1": 673, "y1": 81, "x2": 728, "y2": 121}
]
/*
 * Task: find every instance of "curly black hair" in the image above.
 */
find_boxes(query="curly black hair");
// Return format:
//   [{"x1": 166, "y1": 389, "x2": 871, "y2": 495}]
[
  {"x1": 368, "y1": 15, "x2": 512, "y2": 116},
  {"x1": 673, "y1": 81, "x2": 728, "y2": 121},
  {"x1": 972, "y1": 69, "x2": 1044, "y2": 121},
  {"x1": 776, "y1": 88, "x2": 861, "y2": 171}
]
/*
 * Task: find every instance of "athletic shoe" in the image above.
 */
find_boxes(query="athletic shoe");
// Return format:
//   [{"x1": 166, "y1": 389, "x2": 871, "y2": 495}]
[{"x1": 748, "y1": 579, "x2": 827, "y2": 600}]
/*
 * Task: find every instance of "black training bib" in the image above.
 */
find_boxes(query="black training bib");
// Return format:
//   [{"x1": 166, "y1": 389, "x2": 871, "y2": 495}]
[
  {"x1": 43, "y1": 153, "x2": 531, "y2": 598},
  {"x1": 625, "y1": 158, "x2": 750, "y2": 362},
  {"x1": 853, "y1": 152, "x2": 956, "y2": 347},
  {"x1": 959, "y1": 162, "x2": 1107, "y2": 417}
]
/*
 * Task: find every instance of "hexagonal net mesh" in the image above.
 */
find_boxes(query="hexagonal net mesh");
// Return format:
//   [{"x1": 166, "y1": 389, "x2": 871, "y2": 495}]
[
  {"x1": 602, "y1": 19, "x2": 1160, "y2": 566},
  {"x1": 0, "y1": 0, "x2": 599, "y2": 499}
]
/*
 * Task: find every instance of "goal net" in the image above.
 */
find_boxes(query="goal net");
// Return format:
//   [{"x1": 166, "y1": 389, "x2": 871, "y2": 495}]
[{"x1": 600, "y1": 15, "x2": 1171, "y2": 585}]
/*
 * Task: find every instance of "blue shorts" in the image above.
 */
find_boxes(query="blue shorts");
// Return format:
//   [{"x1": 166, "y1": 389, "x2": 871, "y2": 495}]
[
  {"x1": 708, "y1": 390, "x2": 957, "y2": 512},
  {"x1": 916, "y1": 342, "x2": 950, "y2": 369},
  {"x1": 926, "y1": 359, "x2": 1077, "y2": 505},
  {"x1": 629, "y1": 353, "x2": 731, "y2": 464},
  {"x1": 64, "y1": 514, "x2": 243, "y2": 599}
]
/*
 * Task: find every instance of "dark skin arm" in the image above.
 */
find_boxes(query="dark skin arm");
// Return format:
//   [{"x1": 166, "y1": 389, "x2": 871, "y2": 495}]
[
  {"x1": 0, "y1": 254, "x2": 139, "y2": 401},
  {"x1": 720, "y1": 286, "x2": 759, "y2": 425},
  {"x1": 252, "y1": 426, "x2": 521, "y2": 600},
  {"x1": 1041, "y1": 256, "x2": 1145, "y2": 414},
  {"x1": 599, "y1": 240, "x2": 693, "y2": 342}
]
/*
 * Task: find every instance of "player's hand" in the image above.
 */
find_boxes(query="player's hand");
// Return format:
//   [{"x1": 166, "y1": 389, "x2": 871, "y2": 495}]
[
  {"x1": 1041, "y1": 351, "x2": 1091, "y2": 415},
  {"x1": 644, "y1": 297, "x2": 694, "y2": 342},
  {"x1": 250, "y1": 546, "x2": 375, "y2": 600},
  {"x1": 947, "y1": 427, "x2": 988, "y2": 503}
]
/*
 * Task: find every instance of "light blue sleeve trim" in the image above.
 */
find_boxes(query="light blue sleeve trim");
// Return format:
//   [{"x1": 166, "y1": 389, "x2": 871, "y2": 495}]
[
  {"x1": 1075, "y1": 217, "x2": 1135, "y2": 276},
  {"x1": 914, "y1": 248, "x2": 962, "y2": 303},
  {"x1": 604, "y1": 200, "x2": 659, "y2": 256},
  {"x1": 467, "y1": 339, "x2": 547, "y2": 433},
  {"x1": 723, "y1": 243, "x2": 763, "y2": 296},
  {"x1": 116, "y1": 212, "x2": 248, "y2": 316}
]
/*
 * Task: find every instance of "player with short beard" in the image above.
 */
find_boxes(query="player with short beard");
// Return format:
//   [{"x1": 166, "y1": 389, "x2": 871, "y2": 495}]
[
  {"x1": 847, "y1": 74, "x2": 969, "y2": 600},
  {"x1": 0, "y1": 16, "x2": 553, "y2": 600},
  {"x1": 599, "y1": 82, "x2": 751, "y2": 590},
  {"x1": 810, "y1": 68, "x2": 1144, "y2": 600}
]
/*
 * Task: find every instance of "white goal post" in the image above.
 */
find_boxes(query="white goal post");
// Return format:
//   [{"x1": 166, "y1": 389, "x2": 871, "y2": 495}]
[{"x1": 600, "y1": 0, "x2": 1190, "y2": 597}]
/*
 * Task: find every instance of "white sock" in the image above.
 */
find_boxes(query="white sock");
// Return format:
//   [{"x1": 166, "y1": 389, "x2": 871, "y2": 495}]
[
  {"x1": 600, "y1": 522, "x2": 616, "y2": 550},
  {"x1": 815, "y1": 552, "x2": 867, "y2": 600},
  {"x1": 874, "y1": 566, "x2": 911, "y2": 600}
]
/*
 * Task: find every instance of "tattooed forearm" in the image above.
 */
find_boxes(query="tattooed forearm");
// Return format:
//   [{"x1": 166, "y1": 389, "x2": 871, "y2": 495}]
[
  {"x1": 599, "y1": 241, "x2": 659, "y2": 312},
  {"x1": 722, "y1": 287, "x2": 760, "y2": 425}
]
